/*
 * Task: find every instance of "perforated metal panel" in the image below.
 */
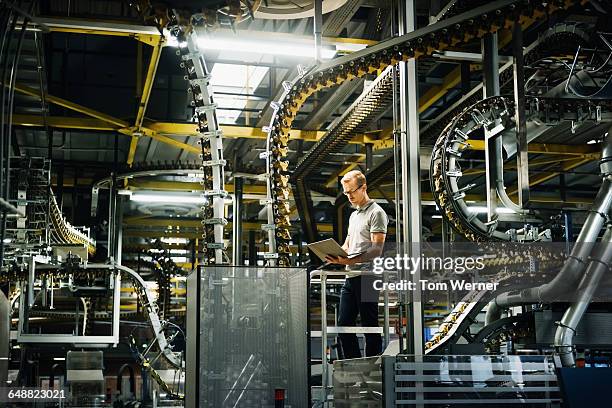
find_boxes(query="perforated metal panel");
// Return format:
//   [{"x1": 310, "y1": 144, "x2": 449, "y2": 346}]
[
  {"x1": 535, "y1": 311, "x2": 612, "y2": 346},
  {"x1": 190, "y1": 266, "x2": 307, "y2": 407}
]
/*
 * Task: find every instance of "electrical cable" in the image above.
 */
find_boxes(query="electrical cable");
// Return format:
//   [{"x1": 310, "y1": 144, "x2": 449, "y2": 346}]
[
  {"x1": 0, "y1": 3, "x2": 15, "y2": 201},
  {"x1": 0, "y1": 3, "x2": 17, "y2": 267}
]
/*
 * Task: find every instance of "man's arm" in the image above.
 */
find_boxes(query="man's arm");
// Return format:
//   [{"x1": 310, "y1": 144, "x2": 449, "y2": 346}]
[{"x1": 341, "y1": 235, "x2": 350, "y2": 252}]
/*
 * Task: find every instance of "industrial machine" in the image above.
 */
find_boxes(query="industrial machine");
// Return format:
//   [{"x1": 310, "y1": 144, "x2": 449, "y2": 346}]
[{"x1": 2, "y1": 0, "x2": 612, "y2": 407}]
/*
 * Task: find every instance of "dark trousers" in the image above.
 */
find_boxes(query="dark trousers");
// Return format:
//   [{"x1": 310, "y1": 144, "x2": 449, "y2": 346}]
[{"x1": 337, "y1": 275, "x2": 382, "y2": 359}]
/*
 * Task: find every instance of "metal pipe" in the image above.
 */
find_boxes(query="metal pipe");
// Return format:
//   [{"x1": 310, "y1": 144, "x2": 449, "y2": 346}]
[
  {"x1": 314, "y1": 0, "x2": 322, "y2": 63},
  {"x1": 486, "y1": 131, "x2": 612, "y2": 325},
  {"x1": 0, "y1": 197, "x2": 24, "y2": 217},
  {"x1": 554, "y1": 225, "x2": 612, "y2": 367}
]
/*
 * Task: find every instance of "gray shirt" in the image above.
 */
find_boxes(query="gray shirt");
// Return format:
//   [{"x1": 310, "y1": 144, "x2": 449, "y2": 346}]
[{"x1": 346, "y1": 200, "x2": 388, "y2": 270}]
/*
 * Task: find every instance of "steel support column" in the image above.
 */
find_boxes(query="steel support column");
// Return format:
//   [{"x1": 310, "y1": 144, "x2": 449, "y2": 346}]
[
  {"x1": 482, "y1": 32, "x2": 499, "y2": 222},
  {"x1": 108, "y1": 179, "x2": 117, "y2": 261},
  {"x1": 398, "y1": 0, "x2": 423, "y2": 356},
  {"x1": 248, "y1": 230, "x2": 256, "y2": 266},
  {"x1": 513, "y1": 18, "x2": 530, "y2": 207},
  {"x1": 232, "y1": 177, "x2": 243, "y2": 265},
  {"x1": 116, "y1": 195, "x2": 124, "y2": 265},
  {"x1": 365, "y1": 143, "x2": 374, "y2": 172}
]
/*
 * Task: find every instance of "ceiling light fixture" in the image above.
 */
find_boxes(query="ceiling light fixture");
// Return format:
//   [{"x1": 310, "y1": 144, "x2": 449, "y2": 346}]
[
  {"x1": 130, "y1": 192, "x2": 206, "y2": 204},
  {"x1": 468, "y1": 206, "x2": 516, "y2": 214},
  {"x1": 160, "y1": 237, "x2": 189, "y2": 245},
  {"x1": 197, "y1": 38, "x2": 337, "y2": 59},
  {"x1": 166, "y1": 34, "x2": 336, "y2": 59}
]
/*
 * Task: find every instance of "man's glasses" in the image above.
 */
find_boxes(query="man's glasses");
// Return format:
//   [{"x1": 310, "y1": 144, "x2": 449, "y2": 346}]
[{"x1": 343, "y1": 184, "x2": 364, "y2": 196}]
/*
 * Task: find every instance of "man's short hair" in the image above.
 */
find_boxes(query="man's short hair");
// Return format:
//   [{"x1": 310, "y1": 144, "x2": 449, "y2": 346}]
[{"x1": 341, "y1": 170, "x2": 366, "y2": 187}]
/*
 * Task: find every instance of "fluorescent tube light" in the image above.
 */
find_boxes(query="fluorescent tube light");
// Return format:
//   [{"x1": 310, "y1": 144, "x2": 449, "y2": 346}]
[
  {"x1": 198, "y1": 38, "x2": 337, "y2": 59},
  {"x1": 166, "y1": 34, "x2": 336, "y2": 59},
  {"x1": 160, "y1": 237, "x2": 189, "y2": 245},
  {"x1": 468, "y1": 206, "x2": 516, "y2": 214},
  {"x1": 130, "y1": 193, "x2": 206, "y2": 204}
]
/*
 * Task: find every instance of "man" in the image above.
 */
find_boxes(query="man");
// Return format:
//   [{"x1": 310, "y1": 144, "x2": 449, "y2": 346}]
[{"x1": 325, "y1": 170, "x2": 388, "y2": 358}]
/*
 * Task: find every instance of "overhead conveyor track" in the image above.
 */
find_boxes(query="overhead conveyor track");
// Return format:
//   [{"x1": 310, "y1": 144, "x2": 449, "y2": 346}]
[
  {"x1": 169, "y1": 14, "x2": 227, "y2": 265},
  {"x1": 292, "y1": 66, "x2": 396, "y2": 245},
  {"x1": 265, "y1": 0, "x2": 586, "y2": 266}
]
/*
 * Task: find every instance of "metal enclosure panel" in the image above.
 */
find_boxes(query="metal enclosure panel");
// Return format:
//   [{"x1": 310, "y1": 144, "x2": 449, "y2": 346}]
[
  {"x1": 186, "y1": 268, "x2": 198, "y2": 408},
  {"x1": 193, "y1": 266, "x2": 307, "y2": 407},
  {"x1": 66, "y1": 351, "x2": 105, "y2": 406},
  {"x1": 535, "y1": 311, "x2": 612, "y2": 346},
  {"x1": 0, "y1": 290, "x2": 9, "y2": 385},
  {"x1": 333, "y1": 356, "x2": 383, "y2": 407}
]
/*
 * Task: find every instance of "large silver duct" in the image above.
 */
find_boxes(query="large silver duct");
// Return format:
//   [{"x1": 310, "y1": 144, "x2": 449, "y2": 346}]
[
  {"x1": 554, "y1": 225, "x2": 612, "y2": 367},
  {"x1": 485, "y1": 129, "x2": 612, "y2": 325}
]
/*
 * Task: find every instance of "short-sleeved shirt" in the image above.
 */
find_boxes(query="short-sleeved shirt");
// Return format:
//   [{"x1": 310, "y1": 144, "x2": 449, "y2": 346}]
[{"x1": 346, "y1": 200, "x2": 388, "y2": 272}]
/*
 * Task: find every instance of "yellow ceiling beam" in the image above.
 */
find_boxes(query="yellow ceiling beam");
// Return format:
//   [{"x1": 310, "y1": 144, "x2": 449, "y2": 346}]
[
  {"x1": 123, "y1": 219, "x2": 335, "y2": 233},
  {"x1": 119, "y1": 127, "x2": 200, "y2": 154},
  {"x1": 49, "y1": 27, "x2": 161, "y2": 46},
  {"x1": 9, "y1": 88, "x2": 199, "y2": 155},
  {"x1": 135, "y1": 41, "x2": 164, "y2": 129},
  {"x1": 324, "y1": 151, "x2": 366, "y2": 187},
  {"x1": 508, "y1": 156, "x2": 596, "y2": 196},
  {"x1": 36, "y1": 17, "x2": 163, "y2": 46},
  {"x1": 128, "y1": 39, "x2": 165, "y2": 166},
  {"x1": 127, "y1": 180, "x2": 269, "y2": 194},
  {"x1": 150, "y1": 122, "x2": 328, "y2": 142},
  {"x1": 12, "y1": 113, "x2": 392, "y2": 147},
  {"x1": 13, "y1": 114, "x2": 116, "y2": 131},
  {"x1": 13, "y1": 83, "x2": 129, "y2": 128},
  {"x1": 38, "y1": 17, "x2": 377, "y2": 50},
  {"x1": 418, "y1": 66, "x2": 462, "y2": 113}
]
